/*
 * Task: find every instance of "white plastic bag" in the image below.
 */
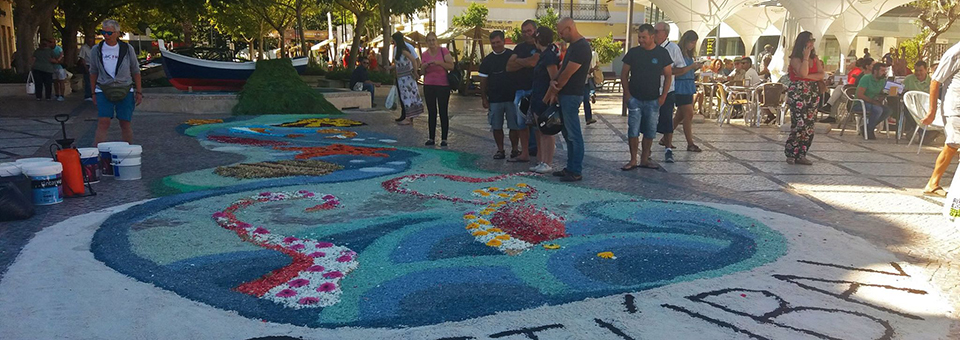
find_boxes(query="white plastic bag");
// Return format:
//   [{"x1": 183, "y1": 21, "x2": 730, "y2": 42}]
[
  {"x1": 943, "y1": 165, "x2": 960, "y2": 221},
  {"x1": 385, "y1": 86, "x2": 398, "y2": 110},
  {"x1": 352, "y1": 82, "x2": 364, "y2": 91},
  {"x1": 25, "y1": 72, "x2": 35, "y2": 95}
]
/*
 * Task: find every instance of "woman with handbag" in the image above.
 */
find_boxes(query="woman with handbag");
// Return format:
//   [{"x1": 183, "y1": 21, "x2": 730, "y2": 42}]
[
  {"x1": 420, "y1": 32, "x2": 455, "y2": 146},
  {"x1": 89, "y1": 19, "x2": 143, "y2": 144},
  {"x1": 527, "y1": 27, "x2": 561, "y2": 174},
  {"x1": 390, "y1": 32, "x2": 424, "y2": 126}
]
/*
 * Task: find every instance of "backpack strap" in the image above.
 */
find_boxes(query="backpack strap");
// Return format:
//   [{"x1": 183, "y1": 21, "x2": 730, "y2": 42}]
[{"x1": 95, "y1": 40, "x2": 128, "y2": 78}]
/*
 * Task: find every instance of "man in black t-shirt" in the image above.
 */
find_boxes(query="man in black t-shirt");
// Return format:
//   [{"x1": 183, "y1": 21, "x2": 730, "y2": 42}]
[
  {"x1": 479, "y1": 31, "x2": 519, "y2": 160},
  {"x1": 620, "y1": 24, "x2": 673, "y2": 171},
  {"x1": 543, "y1": 18, "x2": 591, "y2": 182},
  {"x1": 349, "y1": 57, "x2": 380, "y2": 107},
  {"x1": 506, "y1": 20, "x2": 540, "y2": 162}
]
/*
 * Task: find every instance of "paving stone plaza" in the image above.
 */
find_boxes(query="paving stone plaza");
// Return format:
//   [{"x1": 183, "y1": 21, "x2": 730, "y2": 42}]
[{"x1": 1, "y1": 91, "x2": 958, "y2": 339}]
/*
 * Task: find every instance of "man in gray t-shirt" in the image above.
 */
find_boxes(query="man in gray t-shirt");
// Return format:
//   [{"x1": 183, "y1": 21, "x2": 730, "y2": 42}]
[{"x1": 923, "y1": 42, "x2": 960, "y2": 197}]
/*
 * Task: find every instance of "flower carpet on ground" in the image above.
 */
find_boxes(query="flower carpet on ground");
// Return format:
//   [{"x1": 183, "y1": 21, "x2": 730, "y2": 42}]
[{"x1": 0, "y1": 114, "x2": 954, "y2": 339}]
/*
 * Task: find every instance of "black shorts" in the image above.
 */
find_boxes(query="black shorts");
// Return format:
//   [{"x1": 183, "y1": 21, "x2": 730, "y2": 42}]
[
  {"x1": 675, "y1": 94, "x2": 694, "y2": 107},
  {"x1": 657, "y1": 92, "x2": 676, "y2": 134}
]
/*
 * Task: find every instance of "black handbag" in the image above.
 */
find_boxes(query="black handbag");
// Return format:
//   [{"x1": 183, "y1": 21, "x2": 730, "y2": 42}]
[{"x1": 447, "y1": 48, "x2": 462, "y2": 91}]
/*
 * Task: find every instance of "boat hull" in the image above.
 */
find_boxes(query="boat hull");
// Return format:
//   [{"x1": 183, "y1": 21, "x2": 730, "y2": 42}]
[{"x1": 160, "y1": 49, "x2": 308, "y2": 91}]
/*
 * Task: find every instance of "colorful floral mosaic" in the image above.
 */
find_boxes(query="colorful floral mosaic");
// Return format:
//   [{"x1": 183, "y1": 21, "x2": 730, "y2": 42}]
[
  {"x1": 184, "y1": 119, "x2": 224, "y2": 126},
  {"x1": 212, "y1": 190, "x2": 356, "y2": 308},
  {"x1": 274, "y1": 118, "x2": 366, "y2": 128},
  {"x1": 316, "y1": 129, "x2": 358, "y2": 139},
  {"x1": 214, "y1": 160, "x2": 344, "y2": 179},
  {"x1": 275, "y1": 144, "x2": 395, "y2": 160},
  {"x1": 207, "y1": 135, "x2": 289, "y2": 147}
]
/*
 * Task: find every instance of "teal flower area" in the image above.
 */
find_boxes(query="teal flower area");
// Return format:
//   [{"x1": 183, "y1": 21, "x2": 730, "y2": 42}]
[{"x1": 92, "y1": 115, "x2": 787, "y2": 328}]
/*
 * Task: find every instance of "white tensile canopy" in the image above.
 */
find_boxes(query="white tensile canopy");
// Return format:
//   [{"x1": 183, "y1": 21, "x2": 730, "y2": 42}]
[{"x1": 633, "y1": 0, "x2": 916, "y2": 73}]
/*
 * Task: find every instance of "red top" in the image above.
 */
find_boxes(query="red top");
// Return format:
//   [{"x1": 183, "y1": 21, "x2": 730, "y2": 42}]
[
  {"x1": 789, "y1": 58, "x2": 820, "y2": 82},
  {"x1": 847, "y1": 68, "x2": 863, "y2": 85}
]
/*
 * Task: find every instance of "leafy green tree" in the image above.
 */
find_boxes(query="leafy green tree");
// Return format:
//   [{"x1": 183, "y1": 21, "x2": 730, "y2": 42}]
[
  {"x1": 378, "y1": 0, "x2": 437, "y2": 70},
  {"x1": 452, "y1": 2, "x2": 488, "y2": 28},
  {"x1": 209, "y1": 1, "x2": 272, "y2": 60},
  {"x1": 913, "y1": 0, "x2": 960, "y2": 60},
  {"x1": 591, "y1": 33, "x2": 623, "y2": 65},
  {"x1": 332, "y1": 0, "x2": 377, "y2": 70},
  {"x1": 508, "y1": 7, "x2": 558, "y2": 43}
]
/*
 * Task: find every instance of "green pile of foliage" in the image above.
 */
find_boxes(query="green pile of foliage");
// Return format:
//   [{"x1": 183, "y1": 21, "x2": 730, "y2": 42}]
[
  {"x1": 233, "y1": 59, "x2": 342, "y2": 115},
  {"x1": 325, "y1": 68, "x2": 351, "y2": 81},
  {"x1": 304, "y1": 62, "x2": 327, "y2": 76}
]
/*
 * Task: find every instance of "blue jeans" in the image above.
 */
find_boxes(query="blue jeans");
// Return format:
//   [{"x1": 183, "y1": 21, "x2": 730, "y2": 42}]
[
  {"x1": 515, "y1": 89, "x2": 537, "y2": 152},
  {"x1": 627, "y1": 97, "x2": 659, "y2": 138},
  {"x1": 559, "y1": 95, "x2": 584, "y2": 175},
  {"x1": 864, "y1": 102, "x2": 891, "y2": 138},
  {"x1": 96, "y1": 92, "x2": 135, "y2": 121},
  {"x1": 362, "y1": 83, "x2": 375, "y2": 106}
]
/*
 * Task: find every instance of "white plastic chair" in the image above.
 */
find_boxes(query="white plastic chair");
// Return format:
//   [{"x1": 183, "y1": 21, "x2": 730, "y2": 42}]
[
  {"x1": 837, "y1": 86, "x2": 889, "y2": 139},
  {"x1": 903, "y1": 91, "x2": 945, "y2": 154}
]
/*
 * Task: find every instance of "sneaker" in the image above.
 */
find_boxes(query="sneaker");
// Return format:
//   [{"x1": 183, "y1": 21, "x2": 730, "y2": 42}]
[
  {"x1": 84, "y1": 97, "x2": 93, "y2": 102},
  {"x1": 529, "y1": 163, "x2": 542, "y2": 172},
  {"x1": 818, "y1": 104, "x2": 832, "y2": 114},
  {"x1": 664, "y1": 149, "x2": 675, "y2": 163},
  {"x1": 425, "y1": 139, "x2": 435, "y2": 146},
  {"x1": 536, "y1": 163, "x2": 554, "y2": 174},
  {"x1": 440, "y1": 140, "x2": 448, "y2": 147},
  {"x1": 552, "y1": 169, "x2": 568, "y2": 177},
  {"x1": 56, "y1": 96, "x2": 64, "y2": 102},
  {"x1": 560, "y1": 172, "x2": 583, "y2": 182}
]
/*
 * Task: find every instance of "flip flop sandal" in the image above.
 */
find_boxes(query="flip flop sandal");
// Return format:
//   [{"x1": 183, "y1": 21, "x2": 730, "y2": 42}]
[
  {"x1": 923, "y1": 187, "x2": 948, "y2": 197},
  {"x1": 687, "y1": 145, "x2": 702, "y2": 152},
  {"x1": 510, "y1": 150, "x2": 521, "y2": 158},
  {"x1": 507, "y1": 158, "x2": 530, "y2": 163},
  {"x1": 639, "y1": 163, "x2": 660, "y2": 170},
  {"x1": 493, "y1": 151, "x2": 506, "y2": 159},
  {"x1": 621, "y1": 164, "x2": 639, "y2": 171}
]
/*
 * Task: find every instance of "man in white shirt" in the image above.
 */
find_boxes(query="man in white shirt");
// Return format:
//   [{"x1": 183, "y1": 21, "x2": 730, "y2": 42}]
[
  {"x1": 654, "y1": 22, "x2": 688, "y2": 163},
  {"x1": 78, "y1": 36, "x2": 95, "y2": 101},
  {"x1": 923, "y1": 42, "x2": 960, "y2": 197},
  {"x1": 739, "y1": 57, "x2": 762, "y2": 86}
]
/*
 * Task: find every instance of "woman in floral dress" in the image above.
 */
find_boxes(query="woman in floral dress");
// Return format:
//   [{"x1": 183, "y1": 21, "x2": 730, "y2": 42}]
[
  {"x1": 784, "y1": 31, "x2": 825, "y2": 165},
  {"x1": 392, "y1": 32, "x2": 424, "y2": 126}
]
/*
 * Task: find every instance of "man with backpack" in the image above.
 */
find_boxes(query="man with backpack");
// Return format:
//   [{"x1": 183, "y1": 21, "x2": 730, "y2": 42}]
[{"x1": 89, "y1": 19, "x2": 142, "y2": 144}]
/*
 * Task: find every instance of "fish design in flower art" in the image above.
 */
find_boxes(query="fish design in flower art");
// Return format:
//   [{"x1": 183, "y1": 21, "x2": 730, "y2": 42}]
[
  {"x1": 211, "y1": 190, "x2": 357, "y2": 308},
  {"x1": 383, "y1": 173, "x2": 567, "y2": 255}
]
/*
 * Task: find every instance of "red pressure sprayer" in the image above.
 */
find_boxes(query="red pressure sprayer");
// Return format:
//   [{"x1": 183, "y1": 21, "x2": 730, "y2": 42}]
[{"x1": 50, "y1": 114, "x2": 95, "y2": 198}]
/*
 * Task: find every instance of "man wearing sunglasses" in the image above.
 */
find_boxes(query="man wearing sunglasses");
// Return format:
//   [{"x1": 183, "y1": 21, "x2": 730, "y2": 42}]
[{"x1": 89, "y1": 19, "x2": 142, "y2": 144}]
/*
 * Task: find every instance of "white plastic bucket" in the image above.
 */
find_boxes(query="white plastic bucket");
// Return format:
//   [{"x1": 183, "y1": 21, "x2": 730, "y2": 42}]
[
  {"x1": 98, "y1": 142, "x2": 129, "y2": 177},
  {"x1": 112, "y1": 157, "x2": 141, "y2": 180},
  {"x1": 14, "y1": 158, "x2": 54, "y2": 169},
  {"x1": 111, "y1": 145, "x2": 143, "y2": 181},
  {"x1": 0, "y1": 162, "x2": 21, "y2": 177},
  {"x1": 77, "y1": 147, "x2": 101, "y2": 183},
  {"x1": 21, "y1": 162, "x2": 63, "y2": 205}
]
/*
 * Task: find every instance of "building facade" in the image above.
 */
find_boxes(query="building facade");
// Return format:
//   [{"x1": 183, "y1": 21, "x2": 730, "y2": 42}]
[{"x1": 0, "y1": 0, "x2": 14, "y2": 70}]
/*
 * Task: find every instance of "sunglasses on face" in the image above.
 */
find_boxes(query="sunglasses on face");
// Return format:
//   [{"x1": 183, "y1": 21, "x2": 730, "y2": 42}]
[{"x1": 100, "y1": 30, "x2": 116, "y2": 36}]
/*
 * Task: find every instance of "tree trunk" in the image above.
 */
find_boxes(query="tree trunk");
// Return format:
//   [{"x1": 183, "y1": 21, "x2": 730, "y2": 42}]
[
  {"x1": 258, "y1": 34, "x2": 265, "y2": 61},
  {"x1": 182, "y1": 20, "x2": 194, "y2": 46},
  {"x1": 12, "y1": 0, "x2": 59, "y2": 74},
  {"x1": 347, "y1": 14, "x2": 368, "y2": 72},
  {"x1": 296, "y1": 0, "x2": 308, "y2": 59},
  {"x1": 61, "y1": 16, "x2": 81, "y2": 69},
  {"x1": 278, "y1": 31, "x2": 287, "y2": 58},
  {"x1": 38, "y1": 14, "x2": 54, "y2": 40},
  {"x1": 379, "y1": 0, "x2": 391, "y2": 71}
]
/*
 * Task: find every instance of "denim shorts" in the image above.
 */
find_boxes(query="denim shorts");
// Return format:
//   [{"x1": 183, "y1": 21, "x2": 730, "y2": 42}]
[
  {"x1": 488, "y1": 101, "x2": 523, "y2": 130},
  {"x1": 627, "y1": 97, "x2": 659, "y2": 138},
  {"x1": 96, "y1": 92, "x2": 135, "y2": 121}
]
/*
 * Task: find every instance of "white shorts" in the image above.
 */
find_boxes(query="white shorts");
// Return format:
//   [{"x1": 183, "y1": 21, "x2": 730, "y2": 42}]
[
  {"x1": 53, "y1": 69, "x2": 68, "y2": 80},
  {"x1": 945, "y1": 116, "x2": 960, "y2": 148}
]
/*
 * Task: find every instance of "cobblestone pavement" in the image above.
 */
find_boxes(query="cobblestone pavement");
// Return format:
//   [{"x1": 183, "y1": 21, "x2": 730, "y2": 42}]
[{"x1": 1, "y1": 89, "x2": 958, "y2": 328}]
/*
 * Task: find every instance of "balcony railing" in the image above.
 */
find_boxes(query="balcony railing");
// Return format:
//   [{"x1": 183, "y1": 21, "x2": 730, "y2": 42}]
[{"x1": 537, "y1": 2, "x2": 610, "y2": 21}]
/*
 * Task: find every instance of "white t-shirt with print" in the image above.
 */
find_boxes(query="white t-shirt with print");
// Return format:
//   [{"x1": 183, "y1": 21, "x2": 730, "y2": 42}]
[
  {"x1": 95, "y1": 43, "x2": 134, "y2": 93},
  {"x1": 932, "y1": 42, "x2": 960, "y2": 117},
  {"x1": 660, "y1": 40, "x2": 687, "y2": 93}
]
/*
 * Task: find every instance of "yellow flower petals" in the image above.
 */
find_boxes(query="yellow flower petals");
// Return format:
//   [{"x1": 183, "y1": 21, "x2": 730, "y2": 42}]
[
  {"x1": 516, "y1": 183, "x2": 528, "y2": 187},
  {"x1": 542, "y1": 244, "x2": 561, "y2": 250},
  {"x1": 488, "y1": 187, "x2": 499, "y2": 191},
  {"x1": 495, "y1": 234, "x2": 511, "y2": 240},
  {"x1": 472, "y1": 230, "x2": 489, "y2": 236},
  {"x1": 597, "y1": 251, "x2": 616, "y2": 259},
  {"x1": 498, "y1": 193, "x2": 511, "y2": 198},
  {"x1": 486, "y1": 239, "x2": 502, "y2": 247},
  {"x1": 465, "y1": 223, "x2": 480, "y2": 229},
  {"x1": 463, "y1": 214, "x2": 477, "y2": 220},
  {"x1": 477, "y1": 219, "x2": 490, "y2": 225},
  {"x1": 487, "y1": 228, "x2": 503, "y2": 233}
]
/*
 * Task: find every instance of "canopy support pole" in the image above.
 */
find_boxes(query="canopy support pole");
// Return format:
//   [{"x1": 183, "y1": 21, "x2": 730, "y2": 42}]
[{"x1": 623, "y1": 0, "x2": 635, "y2": 116}]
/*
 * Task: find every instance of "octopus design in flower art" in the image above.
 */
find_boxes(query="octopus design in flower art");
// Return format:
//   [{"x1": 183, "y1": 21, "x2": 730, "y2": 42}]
[
  {"x1": 212, "y1": 190, "x2": 357, "y2": 308},
  {"x1": 382, "y1": 173, "x2": 567, "y2": 255}
]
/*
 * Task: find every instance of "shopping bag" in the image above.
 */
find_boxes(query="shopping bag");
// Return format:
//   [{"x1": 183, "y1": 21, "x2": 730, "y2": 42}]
[
  {"x1": 26, "y1": 72, "x2": 35, "y2": 95},
  {"x1": 943, "y1": 166, "x2": 960, "y2": 221},
  {"x1": 385, "y1": 86, "x2": 398, "y2": 110}
]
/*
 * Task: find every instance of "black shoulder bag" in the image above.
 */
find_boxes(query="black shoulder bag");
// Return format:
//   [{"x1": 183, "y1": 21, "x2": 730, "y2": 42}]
[{"x1": 446, "y1": 48, "x2": 462, "y2": 92}]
